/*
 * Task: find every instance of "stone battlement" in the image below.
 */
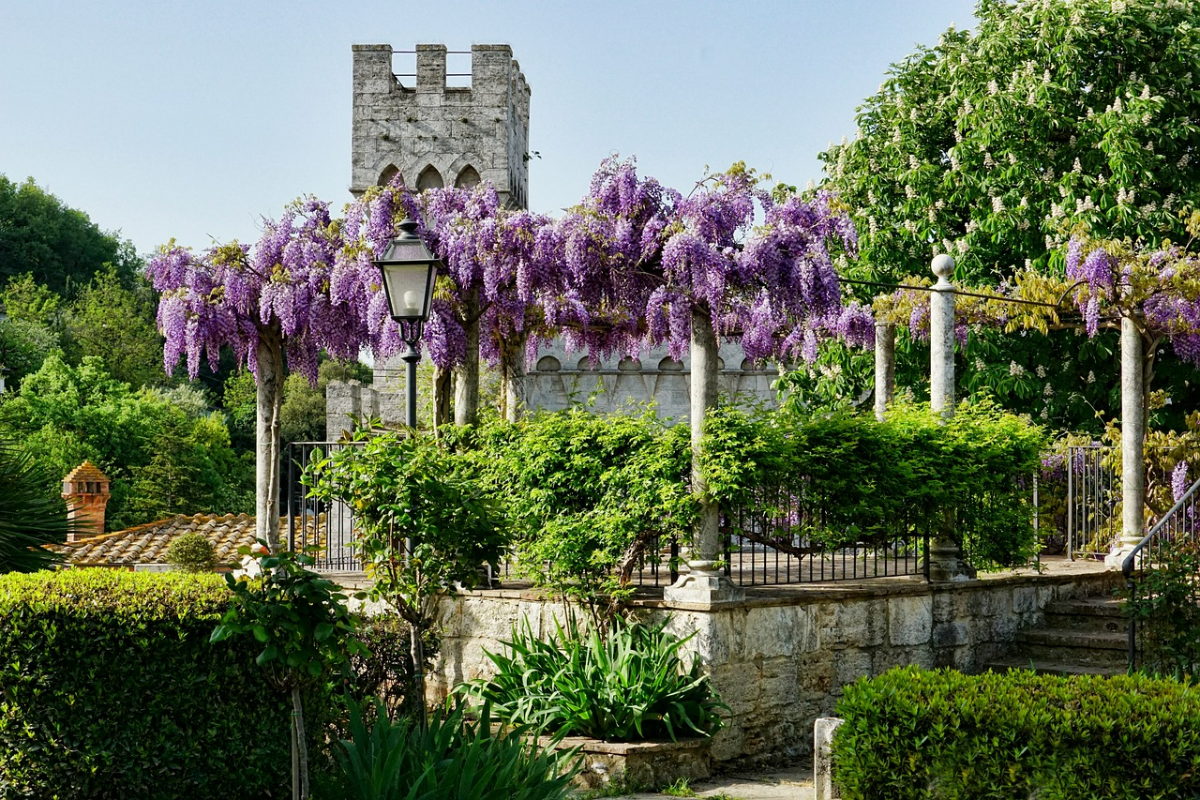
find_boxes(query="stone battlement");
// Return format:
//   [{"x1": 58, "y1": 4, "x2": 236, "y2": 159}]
[{"x1": 351, "y1": 44, "x2": 530, "y2": 208}]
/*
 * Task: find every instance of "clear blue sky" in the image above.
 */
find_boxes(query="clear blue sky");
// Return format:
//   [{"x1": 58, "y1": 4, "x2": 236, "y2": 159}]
[{"x1": 0, "y1": 0, "x2": 977, "y2": 256}]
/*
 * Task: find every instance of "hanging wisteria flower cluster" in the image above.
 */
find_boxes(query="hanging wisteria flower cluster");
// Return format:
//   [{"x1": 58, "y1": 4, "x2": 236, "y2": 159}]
[
  {"x1": 148, "y1": 157, "x2": 872, "y2": 387},
  {"x1": 147, "y1": 198, "x2": 352, "y2": 385}
]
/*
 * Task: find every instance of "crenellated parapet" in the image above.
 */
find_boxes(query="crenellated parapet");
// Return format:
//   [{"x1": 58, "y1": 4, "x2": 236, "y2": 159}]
[{"x1": 350, "y1": 43, "x2": 530, "y2": 209}]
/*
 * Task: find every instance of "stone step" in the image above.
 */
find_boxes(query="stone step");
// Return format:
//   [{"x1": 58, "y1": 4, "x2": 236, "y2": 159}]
[
  {"x1": 1043, "y1": 599, "x2": 1127, "y2": 634},
  {"x1": 983, "y1": 656, "x2": 1127, "y2": 678},
  {"x1": 1043, "y1": 597, "x2": 1125, "y2": 618},
  {"x1": 1016, "y1": 627, "x2": 1128, "y2": 652},
  {"x1": 1011, "y1": 642, "x2": 1129, "y2": 669}
]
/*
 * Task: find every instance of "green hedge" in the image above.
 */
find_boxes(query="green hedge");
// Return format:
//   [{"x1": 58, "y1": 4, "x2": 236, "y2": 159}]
[
  {"x1": 0, "y1": 569, "x2": 331, "y2": 799},
  {"x1": 833, "y1": 666, "x2": 1200, "y2": 800},
  {"x1": 703, "y1": 400, "x2": 1045, "y2": 569}
]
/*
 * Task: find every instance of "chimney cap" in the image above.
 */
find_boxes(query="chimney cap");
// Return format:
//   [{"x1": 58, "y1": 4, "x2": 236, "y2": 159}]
[{"x1": 63, "y1": 461, "x2": 110, "y2": 487}]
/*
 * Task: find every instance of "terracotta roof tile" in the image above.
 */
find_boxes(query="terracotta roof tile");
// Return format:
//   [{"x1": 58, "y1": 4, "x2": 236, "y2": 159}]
[{"x1": 54, "y1": 513, "x2": 329, "y2": 567}]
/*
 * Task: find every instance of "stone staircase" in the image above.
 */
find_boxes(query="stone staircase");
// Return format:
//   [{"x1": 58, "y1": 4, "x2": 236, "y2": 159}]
[{"x1": 985, "y1": 597, "x2": 1129, "y2": 677}]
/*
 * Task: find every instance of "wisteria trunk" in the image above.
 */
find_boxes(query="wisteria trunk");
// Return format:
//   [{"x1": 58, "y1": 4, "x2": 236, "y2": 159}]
[
  {"x1": 690, "y1": 308, "x2": 720, "y2": 565},
  {"x1": 455, "y1": 289, "x2": 480, "y2": 426},
  {"x1": 433, "y1": 366, "x2": 453, "y2": 430},
  {"x1": 501, "y1": 331, "x2": 527, "y2": 422},
  {"x1": 256, "y1": 325, "x2": 285, "y2": 550}
]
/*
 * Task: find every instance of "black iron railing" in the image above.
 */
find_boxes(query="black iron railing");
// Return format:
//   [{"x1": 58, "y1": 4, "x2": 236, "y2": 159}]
[
  {"x1": 721, "y1": 488, "x2": 929, "y2": 585},
  {"x1": 1122, "y1": 474, "x2": 1200, "y2": 670},
  {"x1": 286, "y1": 441, "x2": 365, "y2": 571},
  {"x1": 285, "y1": 440, "x2": 929, "y2": 586}
]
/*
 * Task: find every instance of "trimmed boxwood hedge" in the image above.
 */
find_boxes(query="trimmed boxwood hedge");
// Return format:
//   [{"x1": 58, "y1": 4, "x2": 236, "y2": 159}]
[
  {"x1": 0, "y1": 569, "x2": 332, "y2": 799},
  {"x1": 833, "y1": 666, "x2": 1200, "y2": 800}
]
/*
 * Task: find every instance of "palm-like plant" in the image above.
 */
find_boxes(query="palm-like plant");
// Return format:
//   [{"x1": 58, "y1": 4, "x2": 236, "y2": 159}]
[{"x1": 0, "y1": 441, "x2": 75, "y2": 572}]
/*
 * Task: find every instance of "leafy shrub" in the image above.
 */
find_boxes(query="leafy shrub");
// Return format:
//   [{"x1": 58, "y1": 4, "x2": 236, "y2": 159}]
[
  {"x1": 0, "y1": 569, "x2": 334, "y2": 799},
  {"x1": 833, "y1": 666, "x2": 1200, "y2": 800},
  {"x1": 703, "y1": 399, "x2": 1045, "y2": 569},
  {"x1": 334, "y1": 700, "x2": 577, "y2": 800},
  {"x1": 459, "y1": 618, "x2": 726, "y2": 742},
  {"x1": 443, "y1": 410, "x2": 695, "y2": 623},
  {"x1": 1125, "y1": 537, "x2": 1200, "y2": 680},
  {"x1": 165, "y1": 531, "x2": 217, "y2": 572},
  {"x1": 342, "y1": 613, "x2": 439, "y2": 722}
]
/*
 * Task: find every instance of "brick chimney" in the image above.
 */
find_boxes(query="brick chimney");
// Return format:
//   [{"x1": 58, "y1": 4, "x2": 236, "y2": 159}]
[{"x1": 62, "y1": 462, "x2": 111, "y2": 542}]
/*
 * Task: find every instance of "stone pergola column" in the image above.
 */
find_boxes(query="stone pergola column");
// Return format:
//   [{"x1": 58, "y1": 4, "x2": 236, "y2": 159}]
[
  {"x1": 874, "y1": 321, "x2": 895, "y2": 422},
  {"x1": 930, "y1": 254, "x2": 956, "y2": 418},
  {"x1": 1106, "y1": 316, "x2": 1146, "y2": 567},
  {"x1": 664, "y1": 308, "x2": 744, "y2": 605},
  {"x1": 926, "y1": 254, "x2": 975, "y2": 581}
]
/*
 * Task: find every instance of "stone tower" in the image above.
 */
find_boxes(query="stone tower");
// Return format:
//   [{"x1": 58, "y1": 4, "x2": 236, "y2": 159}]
[{"x1": 351, "y1": 44, "x2": 530, "y2": 209}]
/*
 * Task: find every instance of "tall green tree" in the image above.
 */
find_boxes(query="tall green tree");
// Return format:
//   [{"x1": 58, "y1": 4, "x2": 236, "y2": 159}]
[
  {"x1": 822, "y1": 0, "x2": 1200, "y2": 283},
  {"x1": 0, "y1": 354, "x2": 252, "y2": 531},
  {"x1": 63, "y1": 267, "x2": 166, "y2": 389},
  {"x1": 0, "y1": 176, "x2": 139, "y2": 296},
  {"x1": 819, "y1": 0, "x2": 1200, "y2": 429}
]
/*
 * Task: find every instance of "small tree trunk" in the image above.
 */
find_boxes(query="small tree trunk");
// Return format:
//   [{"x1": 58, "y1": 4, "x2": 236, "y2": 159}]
[
  {"x1": 501, "y1": 331, "x2": 528, "y2": 422},
  {"x1": 454, "y1": 289, "x2": 480, "y2": 426},
  {"x1": 690, "y1": 308, "x2": 720, "y2": 565},
  {"x1": 256, "y1": 324, "x2": 285, "y2": 550},
  {"x1": 290, "y1": 686, "x2": 309, "y2": 800},
  {"x1": 409, "y1": 623, "x2": 427, "y2": 729},
  {"x1": 433, "y1": 366, "x2": 453, "y2": 430}
]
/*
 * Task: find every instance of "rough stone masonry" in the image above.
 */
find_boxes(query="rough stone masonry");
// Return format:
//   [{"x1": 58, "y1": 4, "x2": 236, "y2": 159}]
[{"x1": 350, "y1": 43, "x2": 530, "y2": 209}]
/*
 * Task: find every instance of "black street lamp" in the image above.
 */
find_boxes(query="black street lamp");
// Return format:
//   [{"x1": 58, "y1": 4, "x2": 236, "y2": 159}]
[
  {"x1": 372, "y1": 217, "x2": 440, "y2": 728},
  {"x1": 375, "y1": 218, "x2": 439, "y2": 429}
]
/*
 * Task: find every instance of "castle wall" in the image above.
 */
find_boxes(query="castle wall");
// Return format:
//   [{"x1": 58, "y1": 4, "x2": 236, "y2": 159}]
[{"x1": 351, "y1": 44, "x2": 530, "y2": 209}]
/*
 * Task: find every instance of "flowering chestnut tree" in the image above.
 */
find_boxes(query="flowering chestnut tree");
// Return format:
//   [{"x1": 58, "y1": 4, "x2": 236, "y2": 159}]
[{"x1": 147, "y1": 199, "x2": 361, "y2": 548}]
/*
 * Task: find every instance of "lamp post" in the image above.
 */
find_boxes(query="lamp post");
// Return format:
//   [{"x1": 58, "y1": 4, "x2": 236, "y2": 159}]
[
  {"x1": 375, "y1": 217, "x2": 439, "y2": 429},
  {"x1": 372, "y1": 216, "x2": 439, "y2": 726}
]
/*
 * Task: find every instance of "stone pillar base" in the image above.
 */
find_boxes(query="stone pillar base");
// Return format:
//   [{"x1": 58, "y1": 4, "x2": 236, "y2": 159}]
[
  {"x1": 663, "y1": 562, "x2": 744, "y2": 606},
  {"x1": 926, "y1": 538, "x2": 976, "y2": 583},
  {"x1": 1104, "y1": 544, "x2": 1140, "y2": 570},
  {"x1": 814, "y1": 716, "x2": 844, "y2": 800}
]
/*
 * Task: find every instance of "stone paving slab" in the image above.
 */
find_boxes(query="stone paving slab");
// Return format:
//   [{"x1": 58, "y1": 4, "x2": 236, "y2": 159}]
[{"x1": 609, "y1": 767, "x2": 815, "y2": 799}]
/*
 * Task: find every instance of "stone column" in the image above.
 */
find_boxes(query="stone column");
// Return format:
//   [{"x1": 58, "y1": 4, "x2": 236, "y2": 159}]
[
  {"x1": 454, "y1": 289, "x2": 481, "y2": 426},
  {"x1": 926, "y1": 255, "x2": 974, "y2": 581},
  {"x1": 1106, "y1": 316, "x2": 1146, "y2": 568},
  {"x1": 929, "y1": 254, "x2": 956, "y2": 419},
  {"x1": 874, "y1": 321, "x2": 895, "y2": 422},
  {"x1": 814, "y1": 717, "x2": 844, "y2": 800},
  {"x1": 664, "y1": 309, "x2": 744, "y2": 605}
]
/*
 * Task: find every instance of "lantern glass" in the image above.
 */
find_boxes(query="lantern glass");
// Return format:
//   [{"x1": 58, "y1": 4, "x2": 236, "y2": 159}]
[{"x1": 381, "y1": 261, "x2": 436, "y2": 322}]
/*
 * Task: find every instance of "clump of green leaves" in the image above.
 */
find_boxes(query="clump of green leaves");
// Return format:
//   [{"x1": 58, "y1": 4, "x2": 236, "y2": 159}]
[
  {"x1": 211, "y1": 543, "x2": 362, "y2": 799},
  {"x1": 165, "y1": 531, "x2": 217, "y2": 573},
  {"x1": 459, "y1": 617, "x2": 727, "y2": 743},
  {"x1": 702, "y1": 399, "x2": 1045, "y2": 570},
  {"x1": 0, "y1": 441, "x2": 75, "y2": 573},
  {"x1": 445, "y1": 410, "x2": 695, "y2": 628},
  {"x1": 833, "y1": 666, "x2": 1200, "y2": 800},
  {"x1": 335, "y1": 700, "x2": 577, "y2": 800}
]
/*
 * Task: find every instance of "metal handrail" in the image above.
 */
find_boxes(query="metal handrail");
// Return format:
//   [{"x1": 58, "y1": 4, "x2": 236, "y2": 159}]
[
  {"x1": 1121, "y1": 473, "x2": 1200, "y2": 667},
  {"x1": 1120, "y1": 474, "x2": 1200, "y2": 579}
]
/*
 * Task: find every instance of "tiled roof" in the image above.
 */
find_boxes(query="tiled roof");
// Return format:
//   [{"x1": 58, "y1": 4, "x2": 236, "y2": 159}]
[
  {"x1": 54, "y1": 513, "x2": 329, "y2": 567},
  {"x1": 63, "y1": 461, "x2": 109, "y2": 484},
  {"x1": 55, "y1": 513, "x2": 257, "y2": 566}
]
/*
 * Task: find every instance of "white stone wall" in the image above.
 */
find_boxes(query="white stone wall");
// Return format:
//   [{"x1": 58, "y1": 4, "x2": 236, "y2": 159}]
[{"x1": 350, "y1": 43, "x2": 530, "y2": 209}]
